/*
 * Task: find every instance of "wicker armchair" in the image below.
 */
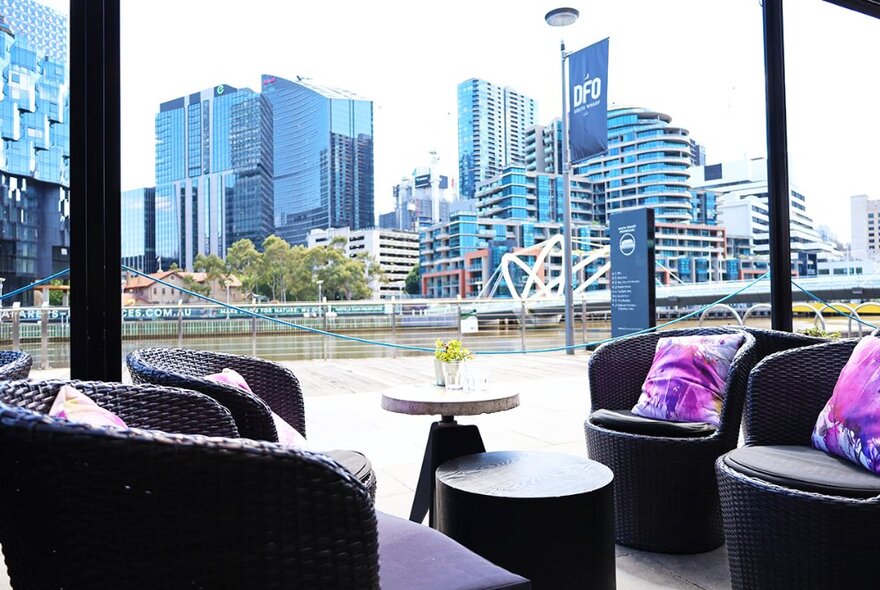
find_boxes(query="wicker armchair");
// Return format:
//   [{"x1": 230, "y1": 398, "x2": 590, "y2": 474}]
[
  {"x1": 127, "y1": 347, "x2": 303, "y2": 440},
  {"x1": 0, "y1": 350, "x2": 31, "y2": 381},
  {"x1": 126, "y1": 347, "x2": 376, "y2": 498},
  {"x1": 0, "y1": 392, "x2": 529, "y2": 589},
  {"x1": 584, "y1": 327, "x2": 760, "y2": 553},
  {"x1": 716, "y1": 339, "x2": 880, "y2": 588}
]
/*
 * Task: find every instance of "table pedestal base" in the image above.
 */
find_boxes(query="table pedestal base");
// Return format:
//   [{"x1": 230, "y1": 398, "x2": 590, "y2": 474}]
[{"x1": 409, "y1": 417, "x2": 485, "y2": 527}]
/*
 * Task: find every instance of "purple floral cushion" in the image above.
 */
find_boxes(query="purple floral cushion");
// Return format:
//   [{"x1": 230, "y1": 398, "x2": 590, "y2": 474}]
[
  {"x1": 812, "y1": 335, "x2": 880, "y2": 474},
  {"x1": 631, "y1": 333, "x2": 745, "y2": 427}
]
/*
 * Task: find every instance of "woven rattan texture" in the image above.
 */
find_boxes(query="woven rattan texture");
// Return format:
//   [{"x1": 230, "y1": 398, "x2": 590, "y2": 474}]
[
  {"x1": 744, "y1": 339, "x2": 856, "y2": 446},
  {"x1": 0, "y1": 379, "x2": 240, "y2": 437},
  {"x1": 717, "y1": 458, "x2": 880, "y2": 589},
  {"x1": 0, "y1": 403, "x2": 379, "y2": 589},
  {"x1": 584, "y1": 327, "x2": 804, "y2": 553},
  {"x1": 127, "y1": 348, "x2": 378, "y2": 500},
  {"x1": 0, "y1": 350, "x2": 31, "y2": 381},
  {"x1": 127, "y1": 347, "x2": 306, "y2": 440},
  {"x1": 717, "y1": 337, "x2": 880, "y2": 588}
]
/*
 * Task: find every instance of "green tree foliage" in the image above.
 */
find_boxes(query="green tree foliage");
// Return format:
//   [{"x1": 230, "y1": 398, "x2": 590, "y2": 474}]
[
  {"x1": 405, "y1": 265, "x2": 420, "y2": 295},
  {"x1": 222, "y1": 235, "x2": 380, "y2": 302}
]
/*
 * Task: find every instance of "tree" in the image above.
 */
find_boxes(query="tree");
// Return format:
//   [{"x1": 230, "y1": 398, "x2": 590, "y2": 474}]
[
  {"x1": 226, "y1": 239, "x2": 262, "y2": 298},
  {"x1": 405, "y1": 265, "x2": 420, "y2": 295},
  {"x1": 259, "y1": 235, "x2": 292, "y2": 302}
]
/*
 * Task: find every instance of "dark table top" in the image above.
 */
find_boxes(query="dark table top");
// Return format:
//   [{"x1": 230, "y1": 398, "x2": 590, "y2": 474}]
[{"x1": 436, "y1": 450, "x2": 613, "y2": 499}]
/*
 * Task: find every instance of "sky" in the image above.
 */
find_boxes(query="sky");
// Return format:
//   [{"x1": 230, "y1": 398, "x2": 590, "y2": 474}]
[{"x1": 41, "y1": 0, "x2": 880, "y2": 242}]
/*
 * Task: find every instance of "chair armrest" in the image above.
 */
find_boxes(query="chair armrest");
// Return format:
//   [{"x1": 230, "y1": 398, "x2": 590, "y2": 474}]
[
  {"x1": 744, "y1": 339, "x2": 857, "y2": 446},
  {"x1": 227, "y1": 356, "x2": 307, "y2": 437},
  {"x1": 0, "y1": 407, "x2": 379, "y2": 589},
  {"x1": 127, "y1": 349, "x2": 278, "y2": 441},
  {"x1": 0, "y1": 380, "x2": 240, "y2": 438},
  {"x1": 0, "y1": 351, "x2": 32, "y2": 380},
  {"x1": 588, "y1": 332, "x2": 662, "y2": 412}
]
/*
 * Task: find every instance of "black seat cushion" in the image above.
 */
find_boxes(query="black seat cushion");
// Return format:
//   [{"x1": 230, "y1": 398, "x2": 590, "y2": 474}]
[
  {"x1": 724, "y1": 445, "x2": 880, "y2": 499},
  {"x1": 377, "y1": 511, "x2": 531, "y2": 590},
  {"x1": 590, "y1": 409, "x2": 716, "y2": 438}
]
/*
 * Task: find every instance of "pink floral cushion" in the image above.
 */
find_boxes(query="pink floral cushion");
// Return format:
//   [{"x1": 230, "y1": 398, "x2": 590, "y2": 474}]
[
  {"x1": 204, "y1": 368, "x2": 307, "y2": 447},
  {"x1": 812, "y1": 336, "x2": 880, "y2": 474},
  {"x1": 48, "y1": 385, "x2": 127, "y2": 428},
  {"x1": 631, "y1": 333, "x2": 746, "y2": 427}
]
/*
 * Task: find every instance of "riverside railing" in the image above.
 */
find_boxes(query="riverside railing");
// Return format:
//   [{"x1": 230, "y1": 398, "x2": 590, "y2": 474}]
[{"x1": 2, "y1": 267, "x2": 879, "y2": 369}]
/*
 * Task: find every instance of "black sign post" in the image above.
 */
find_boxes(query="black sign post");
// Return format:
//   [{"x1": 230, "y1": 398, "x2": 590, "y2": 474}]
[{"x1": 610, "y1": 208, "x2": 655, "y2": 337}]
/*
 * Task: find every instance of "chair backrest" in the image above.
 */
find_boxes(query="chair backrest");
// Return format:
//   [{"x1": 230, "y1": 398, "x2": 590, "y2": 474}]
[
  {"x1": 588, "y1": 327, "x2": 759, "y2": 440},
  {"x1": 127, "y1": 347, "x2": 307, "y2": 440},
  {"x1": 0, "y1": 350, "x2": 31, "y2": 381},
  {"x1": 0, "y1": 402, "x2": 379, "y2": 589},
  {"x1": 744, "y1": 338, "x2": 860, "y2": 446},
  {"x1": 731, "y1": 326, "x2": 827, "y2": 359},
  {"x1": 0, "y1": 379, "x2": 240, "y2": 438}
]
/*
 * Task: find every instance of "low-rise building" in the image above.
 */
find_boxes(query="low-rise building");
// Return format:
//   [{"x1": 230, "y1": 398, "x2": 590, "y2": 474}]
[{"x1": 122, "y1": 270, "x2": 244, "y2": 305}]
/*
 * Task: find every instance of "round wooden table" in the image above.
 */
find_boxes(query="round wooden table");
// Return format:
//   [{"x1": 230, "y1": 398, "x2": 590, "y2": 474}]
[
  {"x1": 381, "y1": 383, "x2": 520, "y2": 526},
  {"x1": 435, "y1": 451, "x2": 615, "y2": 590}
]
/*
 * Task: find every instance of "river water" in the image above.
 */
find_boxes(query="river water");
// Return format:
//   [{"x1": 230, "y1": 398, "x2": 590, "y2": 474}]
[{"x1": 18, "y1": 314, "x2": 871, "y2": 369}]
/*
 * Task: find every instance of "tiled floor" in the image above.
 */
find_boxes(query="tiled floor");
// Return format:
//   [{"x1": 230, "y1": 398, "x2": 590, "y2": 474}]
[{"x1": 15, "y1": 354, "x2": 731, "y2": 589}]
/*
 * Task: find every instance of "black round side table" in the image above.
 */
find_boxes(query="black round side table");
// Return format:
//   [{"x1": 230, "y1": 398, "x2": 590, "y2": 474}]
[{"x1": 435, "y1": 450, "x2": 615, "y2": 590}]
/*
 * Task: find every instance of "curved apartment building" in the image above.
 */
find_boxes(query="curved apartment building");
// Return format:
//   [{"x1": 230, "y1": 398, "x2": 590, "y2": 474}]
[{"x1": 573, "y1": 106, "x2": 703, "y2": 224}]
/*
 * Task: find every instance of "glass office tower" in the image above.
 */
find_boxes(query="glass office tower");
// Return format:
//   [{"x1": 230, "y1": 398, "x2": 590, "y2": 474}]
[
  {"x1": 154, "y1": 84, "x2": 273, "y2": 270},
  {"x1": 0, "y1": 8, "x2": 70, "y2": 298},
  {"x1": 262, "y1": 75, "x2": 374, "y2": 246},
  {"x1": 121, "y1": 187, "x2": 156, "y2": 273},
  {"x1": 458, "y1": 78, "x2": 537, "y2": 199}
]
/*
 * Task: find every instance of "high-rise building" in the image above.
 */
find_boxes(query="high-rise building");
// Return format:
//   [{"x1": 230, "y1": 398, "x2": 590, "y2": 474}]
[
  {"x1": 0, "y1": 8, "x2": 70, "y2": 298},
  {"x1": 262, "y1": 75, "x2": 374, "y2": 245},
  {"x1": 524, "y1": 119, "x2": 562, "y2": 174},
  {"x1": 474, "y1": 165, "x2": 600, "y2": 226},
  {"x1": 154, "y1": 84, "x2": 274, "y2": 270},
  {"x1": 121, "y1": 187, "x2": 156, "y2": 274},
  {"x1": 850, "y1": 194, "x2": 880, "y2": 260},
  {"x1": 457, "y1": 79, "x2": 537, "y2": 199},
  {"x1": 0, "y1": 0, "x2": 66, "y2": 61},
  {"x1": 380, "y1": 167, "x2": 451, "y2": 231},
  {"x1": 573, "y1": 106, "x2": 701, "y2": 224}
]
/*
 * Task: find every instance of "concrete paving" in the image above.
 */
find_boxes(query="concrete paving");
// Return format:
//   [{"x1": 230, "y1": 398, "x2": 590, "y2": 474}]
[{"x1": 18, "y1": 354, "x2": 732, "y2": 589}]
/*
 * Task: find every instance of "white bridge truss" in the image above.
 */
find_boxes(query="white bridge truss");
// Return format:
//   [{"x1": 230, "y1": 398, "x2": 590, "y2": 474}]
[{"x1": 477, "y1": 234, "x2": 611, "y2": 301}]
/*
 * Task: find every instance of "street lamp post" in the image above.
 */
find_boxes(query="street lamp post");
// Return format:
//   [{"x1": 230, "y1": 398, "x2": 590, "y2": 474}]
[
  {"x1": 546, "y1": 6, "x2": 579, "y2": 355},
  {"x1": 316, "y1": 280, "x2": 324, "y2": 317}
]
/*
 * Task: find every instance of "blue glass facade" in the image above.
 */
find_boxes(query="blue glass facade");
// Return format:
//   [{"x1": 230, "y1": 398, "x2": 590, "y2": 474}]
[
  {"x1": 154, "y1": 84, "x2": 273, "y2": 269},
  {"x1": 0, "y1": 9, "x2": 70, "y2": 297},
  {"x1": 458, "y1": 79, "x2": 536, "y2": 199},
  {"x1": 475, "y1": 166, "x2": 598, "y2": 226},
  {"x1": 262, "y1": 75, "x2": 374, "y2": 245},
  {"x1": 121, "y1": 188, "x2": 156, "y2": 273},
  {"x1": 573, "y1": 107, "x2": 699, "y2": 224}
]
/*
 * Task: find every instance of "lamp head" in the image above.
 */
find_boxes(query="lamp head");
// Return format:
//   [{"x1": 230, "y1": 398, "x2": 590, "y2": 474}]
[{"x1": 545, "y1": 7, "x2": 579, "y2": 27}]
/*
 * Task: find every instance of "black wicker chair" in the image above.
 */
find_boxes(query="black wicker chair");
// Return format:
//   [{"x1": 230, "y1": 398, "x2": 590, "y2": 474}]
[
  {"x1": 0, "y1": 389, "x2": 529, "y2": 589},
  {"x1": 584, "y1": 327, "x2": 760, "y2": 553},
  {"x1": 716, "y1": 338, "x2": 880, "y2": 588},
  {"x1": 126, "y1": 347, "x2": 377, "y2": 498},
  {"x1": 0, "y1": 350, "x2": 31, "y2": 381}
]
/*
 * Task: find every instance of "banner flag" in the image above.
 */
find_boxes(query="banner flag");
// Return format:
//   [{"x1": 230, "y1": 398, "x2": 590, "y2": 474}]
[{"x1": 568, "y1": 38, "x2": 609, "y2": 163}]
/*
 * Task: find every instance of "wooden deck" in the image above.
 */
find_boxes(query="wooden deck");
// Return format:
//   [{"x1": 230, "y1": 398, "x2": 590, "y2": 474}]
[{"x1": 285, "y1": 352, "x2": 588, "y2": 396}]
